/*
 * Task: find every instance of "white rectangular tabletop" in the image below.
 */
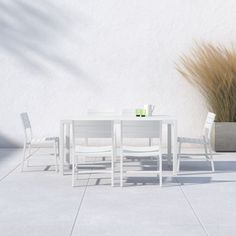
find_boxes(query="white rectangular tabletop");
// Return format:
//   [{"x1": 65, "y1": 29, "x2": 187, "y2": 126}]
[{"x1": 61, "y1": 115, "x2": 176, "y2": 122}]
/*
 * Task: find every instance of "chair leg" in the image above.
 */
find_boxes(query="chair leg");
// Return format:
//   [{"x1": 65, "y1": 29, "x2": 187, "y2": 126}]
[
  {"x1": 208, "y1": 144, "x2": 215, "y2": 172},
  {"x1": 56, "y1": 139, "x2": 60, "y2": 157},
  {"x1": 72, "y1": 164, "x2": 75, "y2": 187},
  {"x1": 203, "y1": 142, "x2": 214, "y2": 172},
  {"x1": 159, "y1": 154, "x2": 162, "y2": 187},
  {"x1": 75, "y1": 156, "x2": 79, "y2": 180},
  {"x1": 57, "y1": 140, "x2": 60, "y2": 169},
  {"x1": 21, "y1": 143, "x2": 27, "y2": 172},
  {"x1": 111, "y1": 151, "x2": 114, "y2": 187},
  {"x1": 149, "y1": 138, "x2": 155, "y2": 160},
  {"x1": 54, "y1": 142, "x2": 58, "y2": 172},
  {"x1": 177, "y1": 141, "x2": 182, "y2": 172},
  {"x1": 203, "y1": 142, "x2": 209, "y2": 159},
  {"x1": 26, "y1": 144, "x2": 31, "y2": 167},
  {"x1": 210, "y1": 158, "x2": 215, "y2": 172},
  {"x1": 72, "y1": 150, "x2": 76, "y2": 186},
  {"x1": 120, "y1": 153, "x2": 123, "y2": 187},
  {"x1": 72, "y1": 156, "x2": 76, "y2": 187}
]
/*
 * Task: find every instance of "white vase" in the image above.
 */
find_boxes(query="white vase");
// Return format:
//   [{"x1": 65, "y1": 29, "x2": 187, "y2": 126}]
[{"x1": 144, "y1": 104, "x2": 155, "y2": 116}]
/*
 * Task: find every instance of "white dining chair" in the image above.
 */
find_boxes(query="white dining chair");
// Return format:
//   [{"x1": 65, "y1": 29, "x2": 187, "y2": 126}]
[
  {"x1": 87, "y1": 109, "x2": 119, "y2": 161},
  {"x1": 122, "y1": 109, "x2": 152, "y2": 146},
  {"x1": 120, "y1": 120, "x2": 162, "y2": 187},
  {"x1": 71, "y1": 120, "x2": 115, "y2": 187},
  {"x1": 177, "y1": 112, "x2": 216, "y2": 172},
  {"x1": 20, "y1": 112, "x2": 59, "y2": 172}
]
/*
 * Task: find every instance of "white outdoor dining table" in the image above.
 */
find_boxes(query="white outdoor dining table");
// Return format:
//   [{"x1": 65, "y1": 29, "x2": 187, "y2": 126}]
[{"x1": 60, "y1": 115, "x2": 178, "y2": 175}]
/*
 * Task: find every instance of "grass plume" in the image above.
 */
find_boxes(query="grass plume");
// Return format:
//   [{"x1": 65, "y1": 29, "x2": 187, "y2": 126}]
[{"x1": 177, "y1": 43, "x2": 236, "y2": 122}]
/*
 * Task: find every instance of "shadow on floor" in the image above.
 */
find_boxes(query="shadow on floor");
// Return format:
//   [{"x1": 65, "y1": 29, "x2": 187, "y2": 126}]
[
  {"x1": 179, "y1": 160, "x2": 236, "y2": 172},
  {"x1": 0, "y1": 133, "x2": 21, "y2": 149},
  {"x1": 0, "y1": 147, "x2": 19, "y2": 162},
  {"x1": 173, "y1": 176, "x2": 236, "y2": 185},
  {"x1": 24, "y1": 156, "x2": 236, "y2": 187}
]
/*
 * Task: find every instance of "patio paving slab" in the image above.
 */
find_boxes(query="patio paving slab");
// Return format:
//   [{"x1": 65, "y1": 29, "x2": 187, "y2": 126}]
[
  {"x1": 0, "y1": 149, "x2": 236, "y2": 236},
  {"x1": 0, "y1": 149, "x2": 86, "y2": 236}
]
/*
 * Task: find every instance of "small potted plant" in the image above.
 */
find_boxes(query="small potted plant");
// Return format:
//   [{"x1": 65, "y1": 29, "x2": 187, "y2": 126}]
[{"x1": 177, "y1": 43, "x2": 236, "y2": 151}]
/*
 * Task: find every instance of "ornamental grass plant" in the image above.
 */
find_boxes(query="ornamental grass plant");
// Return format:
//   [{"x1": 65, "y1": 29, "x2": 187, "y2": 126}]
[{"x1": 177, "y1": 43, "x2": 236, "y2": 122}]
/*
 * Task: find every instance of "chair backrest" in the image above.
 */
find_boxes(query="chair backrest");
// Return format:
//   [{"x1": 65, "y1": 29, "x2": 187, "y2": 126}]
[
  {"x1": 202, "y1": 112, "x2": 216, "y2": 140},
  {"x1": 20, "y1": 112, "x2": 32, "y2": 143},
  {"x1": 87, "y1": 109, "x2": 119, "y2": 116},
  {"x1": 72, "y1": 120, "x2": 114, "y2": 140},
  {"x1": 121, "y1": 120, "x2": 162, "y2": 139}
]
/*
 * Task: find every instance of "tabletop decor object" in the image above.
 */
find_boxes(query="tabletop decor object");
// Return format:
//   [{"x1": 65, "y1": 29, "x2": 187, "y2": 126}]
[
  {"x1": 144, "y1": 104, "x2": 155, "y2": 116},
  {"x1": 140, "y1": 109, "x2": 146, "y2": 117},
  {"x1": 136, "y1": 109, "x2": 146, "y2": 117},
  {"x1": 135, "y1": 109, "x2": 141, "y2": 117},
  {"x1": 177, "y1": 43, "x2": 236, "y2": 151}
]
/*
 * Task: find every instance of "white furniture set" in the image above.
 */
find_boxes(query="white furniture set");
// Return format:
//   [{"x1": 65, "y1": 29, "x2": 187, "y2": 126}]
[
  {"x1": 60, "y1": 115, "x2": 177, "y2": 187},
  {"x1": 20, "y1": 111, "x2": 216, "y2": 187}
]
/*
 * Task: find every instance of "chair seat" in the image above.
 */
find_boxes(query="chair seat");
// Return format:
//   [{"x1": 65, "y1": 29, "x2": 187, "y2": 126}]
[
  {"x1": 177, "y1": 137, "x2": 207, "y2": 144},
  {"x1": 30, "y1": 136, "x2": 58, "y2": 144},
  {"x1": 123, "y1": 145, "x2": 160, "y2": 152},
  {"x1": 75, "y1": 145, "x2": 112, "y2": 154},
  {"x1": 123, "y1": 152, "x2": 160, "y2": 157},
  {"x1": 123, "y1": 145, "x2": 160, "y2": 157}
]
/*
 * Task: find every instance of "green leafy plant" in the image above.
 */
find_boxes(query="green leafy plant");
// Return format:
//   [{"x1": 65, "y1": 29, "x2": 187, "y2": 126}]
[{"x1": 177, "y1": 43, "x2": 236, "y2": 122}]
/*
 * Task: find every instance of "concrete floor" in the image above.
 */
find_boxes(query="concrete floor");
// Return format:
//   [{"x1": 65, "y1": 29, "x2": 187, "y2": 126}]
[{"x1": 0, "y1": 148, "x2": 236, "y2": 236}]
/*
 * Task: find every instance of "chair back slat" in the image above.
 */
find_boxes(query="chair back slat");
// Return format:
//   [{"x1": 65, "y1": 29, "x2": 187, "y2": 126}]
[
  {"x1": 203, "y1": 112, "x2": 216, "y2": 140},
  {"x1": 121, "y1": 120, "x2": 162, "y2": 138},
  {"x1": 72, "y1": 120, "x2": 113, "y2": 139},
  {"x1": 20, "y1": 112, "x2": 32, "y2": 143},
  {"x1": 20, "y1": 112, "x2": 31, "y2": 128}
]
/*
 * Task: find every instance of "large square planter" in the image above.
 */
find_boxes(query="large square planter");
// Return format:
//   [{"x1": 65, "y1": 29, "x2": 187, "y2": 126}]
[{"x1": 214, "y1": 122, "x2": 236, "y2": 152}]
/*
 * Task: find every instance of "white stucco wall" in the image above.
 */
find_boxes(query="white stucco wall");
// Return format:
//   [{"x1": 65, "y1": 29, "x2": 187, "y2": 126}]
[{"x1": 0, "y1": 0, "x2": 236, "y2": 147}]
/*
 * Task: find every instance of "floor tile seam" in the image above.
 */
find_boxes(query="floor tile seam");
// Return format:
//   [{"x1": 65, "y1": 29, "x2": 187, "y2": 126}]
[
  {"x1": 0, "y1": 148, "x2": 41, "y2": 183},
  {"x1": 166, "y1": 161, "x2": 209, "y2": 236},
  {"x1": 0, "y1": 162, "x2": 22, "y2": 183},
  {"x1": 69, "y1": 174, "x2": 91, "y2": 236},
  {"x1": 176, "y1": 177, "x2": 209, "y2": 236}
]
